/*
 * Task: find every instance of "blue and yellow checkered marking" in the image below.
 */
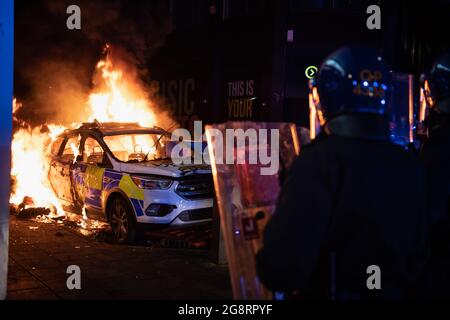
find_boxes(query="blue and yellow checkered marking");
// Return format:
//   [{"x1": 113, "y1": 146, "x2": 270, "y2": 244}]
[{"x1": 72, "y1": 164, "x2": 145, "y2": 217}]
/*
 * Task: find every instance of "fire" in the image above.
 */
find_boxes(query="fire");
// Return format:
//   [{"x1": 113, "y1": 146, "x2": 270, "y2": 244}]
[
  {"x1": 78, "y1": 206, "x2": 88, "y2": 229},
  {"x1": 10, "y1": 123, "x2": 65, "y2": 217},
  {"x1": 69, "y1": 135, "x2": 81, "y2": 164},
  {"x1": 10, "y1": 45, "x2": 163, "y2": 225},
  {"x1": 87, "y1": 47, "x2": 157, "y2": 127},
  {"x1": 48, "y1": 124, "x2": 66, "y2": 140},
  {"x1": 12, "y1": 98, "x2": 21, "y2": 114}
]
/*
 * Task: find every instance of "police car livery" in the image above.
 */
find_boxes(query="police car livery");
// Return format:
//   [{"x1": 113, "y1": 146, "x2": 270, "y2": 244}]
[{"x1": 48, "y1": 121, "x2": 214, "y2": 244}]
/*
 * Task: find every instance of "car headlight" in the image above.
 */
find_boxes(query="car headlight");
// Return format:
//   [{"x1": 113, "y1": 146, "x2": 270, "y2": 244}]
[{"x1": 131, "y1": 176, "x2": 173, "y2": 190}]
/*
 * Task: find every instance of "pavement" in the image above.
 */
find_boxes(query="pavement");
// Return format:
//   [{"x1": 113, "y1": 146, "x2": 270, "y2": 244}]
[{"x1": 6, "y1": 215, "x2": 232, "y2": 300}]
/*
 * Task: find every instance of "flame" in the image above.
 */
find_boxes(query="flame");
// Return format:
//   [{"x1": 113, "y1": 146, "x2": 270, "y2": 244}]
[
  {"x1": 12, "y1": 98, "x2": 21, "y2": 114},
  {"x1": 78, "y1": 205, "x2": 88, "y2": 229},
  {"x1": 87, "y1": 47, "x2": 157, "y2": 127},
  {"x1": 10, "y1": 124, "x2": 65, "y2": 217},
  {"x1": 10, "y1": 45, "x2": 164, "y2": 226},
  {"x1": 48, "y1": 124, "x2": 66, "y2": 140},
  {"x1": 69, "y1": 135, "x2": 81, "y2": 164}
]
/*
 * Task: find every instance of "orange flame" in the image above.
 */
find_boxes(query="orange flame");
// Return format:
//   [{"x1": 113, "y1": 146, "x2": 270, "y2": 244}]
[
  {"x1": 10, "y1": 45, "x2": 163, "y2": 223},
  {"x1": 10, "y1": 124, "x2": 65, "y2": 217},
  {"x1": 87, "y1": 48, "x2": 157, "y2": 127}
]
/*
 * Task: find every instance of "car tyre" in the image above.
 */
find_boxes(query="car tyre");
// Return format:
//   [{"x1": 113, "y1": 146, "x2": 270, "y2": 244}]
[{"x1": 110, "y1": 196, "x2": 139, "y2": 244}]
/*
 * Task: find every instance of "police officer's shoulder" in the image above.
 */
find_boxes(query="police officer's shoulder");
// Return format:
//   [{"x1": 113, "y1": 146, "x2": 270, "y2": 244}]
[
  {"x1": 293, "y1": 134, "x2": 338, "y2": 168},
  {"x1": 298, "y1": 133, "x2": 329, "y2": 155},
  {"x1": 385, "y1": 140, "x2": 424, "y2": 169},
  {"x1": 300, "y1": 133, "x2": 346, "y2": 152}
]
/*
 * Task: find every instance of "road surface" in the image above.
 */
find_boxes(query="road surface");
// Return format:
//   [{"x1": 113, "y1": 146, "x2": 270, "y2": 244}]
[{"x1": 7, "y1": 215, "x2": 231, "y2": 300}]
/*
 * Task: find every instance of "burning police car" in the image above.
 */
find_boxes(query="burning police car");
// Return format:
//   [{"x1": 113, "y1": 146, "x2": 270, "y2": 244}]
[{"x1": 48, "y1": 121, "x2": 214, "y2": 244}]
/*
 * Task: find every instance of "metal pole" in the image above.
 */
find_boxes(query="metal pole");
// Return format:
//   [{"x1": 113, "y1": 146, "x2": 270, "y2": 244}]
[{"x1": 0, "y1": 0, "x2": 14, "y2": 300}]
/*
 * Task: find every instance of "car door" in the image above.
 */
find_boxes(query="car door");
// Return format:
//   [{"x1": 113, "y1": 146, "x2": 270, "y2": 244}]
[
  {"x1": 73, "y1": 136, "x2": 108, "y2": 218},
  {"x1": 48, "y1": 136, "x2": 64, "y2": 191},
  {"x1": 49, "y1": 135, "x2": 80, "y2": 204}
]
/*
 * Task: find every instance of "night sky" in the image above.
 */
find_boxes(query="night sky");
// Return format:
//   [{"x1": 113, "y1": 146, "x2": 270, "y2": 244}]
[
  {"x1": 13, "y1": 0, "x2": 450, "y2": 128},
  {"x1": 14, "y1": 0, "x2": 173, "y2": 126}
]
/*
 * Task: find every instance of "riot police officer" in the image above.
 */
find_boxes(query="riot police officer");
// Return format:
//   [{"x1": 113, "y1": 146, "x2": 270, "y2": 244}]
[
  {"x1": 420, "y1": 51, "x2": 450, "y2": 298},
  {"x1": 256, "y1": 46, "x2": 429, "y2": 299},
  {"x1": 421, "y1": 51, "x2": 450, "y2": 224}
]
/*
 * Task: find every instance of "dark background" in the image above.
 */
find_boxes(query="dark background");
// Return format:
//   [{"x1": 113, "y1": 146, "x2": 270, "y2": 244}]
[{"x1": 14, "y1": 0, "x2": 450, "y2": 130}]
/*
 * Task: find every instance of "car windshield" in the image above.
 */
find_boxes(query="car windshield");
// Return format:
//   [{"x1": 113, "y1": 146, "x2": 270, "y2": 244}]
[{"x1": 103, "y1": 133, "x2": 169, "y2": 163}]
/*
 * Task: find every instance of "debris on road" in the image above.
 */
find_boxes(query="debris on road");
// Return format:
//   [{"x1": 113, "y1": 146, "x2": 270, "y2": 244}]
[{"x1": 16, "y1": 207, "x2": 50, "y2": 220}]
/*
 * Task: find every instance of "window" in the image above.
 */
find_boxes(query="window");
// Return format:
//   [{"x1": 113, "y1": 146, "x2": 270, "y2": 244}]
[
  {"x1": 83, "y1": 137, "x2": 105, "y2": 165},
  {"x1": 61, "y1": 136, "x2": 81, "y2": 163},
  {"x1": 103, "y1": 133, "x2": 168, "y2": 163},
  {"x1": 50, "y1": 137, "x2": 64, "y2": 156}
]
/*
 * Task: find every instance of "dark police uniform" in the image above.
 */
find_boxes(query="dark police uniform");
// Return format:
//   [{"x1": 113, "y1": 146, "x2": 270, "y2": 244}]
[
  {"x1": 257, "y1": 46, "x2": 430, "y2": 299},
  {"x1": 422, "y1": 123, "x2": 450, "y2": 227},
  {"x1": 420, "y1": 51, "x2": 450, "y2": 298}
]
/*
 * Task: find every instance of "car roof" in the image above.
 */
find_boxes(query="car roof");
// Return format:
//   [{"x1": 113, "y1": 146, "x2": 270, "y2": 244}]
[{"x1": 62, "y1": 121, "x2": 166, "y2": 137}]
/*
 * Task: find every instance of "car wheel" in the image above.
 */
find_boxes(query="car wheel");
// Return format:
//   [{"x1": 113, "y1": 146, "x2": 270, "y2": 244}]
[{"x1": 110, "y1": 196, "x2": 138, "y2": 244}]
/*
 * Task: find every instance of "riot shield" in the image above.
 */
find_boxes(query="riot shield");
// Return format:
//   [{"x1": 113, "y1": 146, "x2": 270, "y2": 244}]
[
  {"x1": 205, "y1": 122, "x2": 300, "y2": 300},
  {"x1": 389, "y1": 73, "x2": 418, "y2": 147}
]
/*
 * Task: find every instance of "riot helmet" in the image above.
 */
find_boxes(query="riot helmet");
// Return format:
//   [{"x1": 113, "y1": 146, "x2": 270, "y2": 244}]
[{"x1": 309, "y1": 45, "x2": 392, "y2": 140}]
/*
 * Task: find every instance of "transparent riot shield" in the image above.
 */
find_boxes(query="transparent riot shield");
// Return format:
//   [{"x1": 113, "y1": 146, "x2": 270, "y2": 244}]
[
  {"x1": 205, "y1": 122, "x2": 300, "y2": 300},
  {"x1": 389, "y1": 73, "x2": 418, "y2": 147}
]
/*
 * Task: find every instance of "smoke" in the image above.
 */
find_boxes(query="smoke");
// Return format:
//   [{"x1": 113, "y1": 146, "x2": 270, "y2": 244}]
[
  {"x1": 44, "y1": 0, "x2": 173, "y2": 63},
  {"x1": 18, "y1": 58, "x2": 91, "y2": 126},
  {"x1": 14, "y1": 0, "x2": 175, "y2": 128}
]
